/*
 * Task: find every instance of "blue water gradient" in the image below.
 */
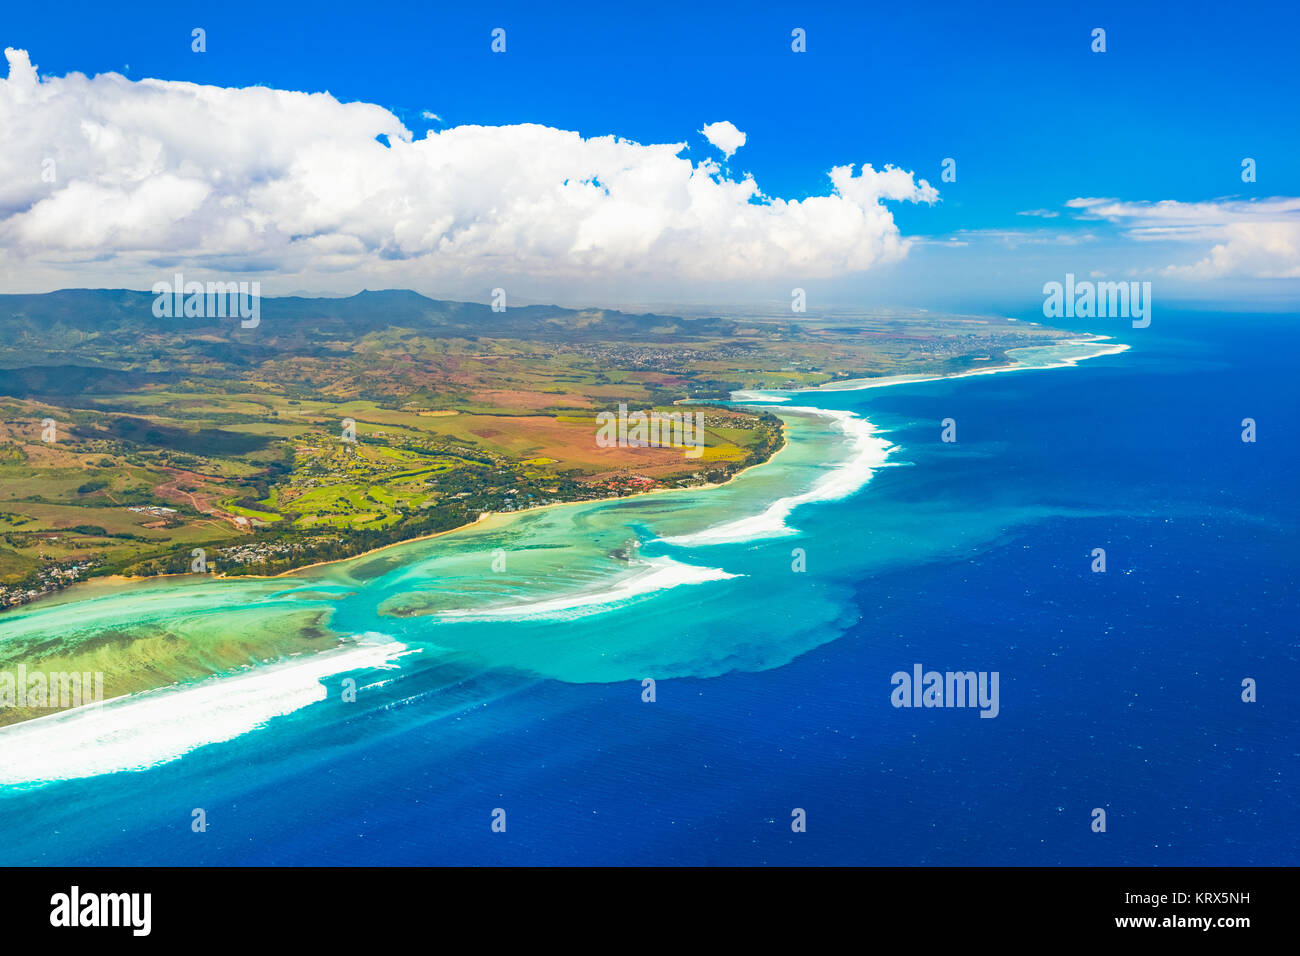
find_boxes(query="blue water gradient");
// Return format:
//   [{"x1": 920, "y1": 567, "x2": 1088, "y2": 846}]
[{"x1": 1, "y1": 311, "x2": 1295, "y2": 865}]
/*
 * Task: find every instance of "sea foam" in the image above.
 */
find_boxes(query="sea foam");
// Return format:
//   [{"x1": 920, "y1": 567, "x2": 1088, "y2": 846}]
[
  {"x1": 660, "y1": 407, "x2": 893, "y2": 546},
  {"x1": 0, "y1": 635, "x2": 407, "y2": 786},
  {"x1": 437, "y1": 555, "x2": 738, "y2": 621}
]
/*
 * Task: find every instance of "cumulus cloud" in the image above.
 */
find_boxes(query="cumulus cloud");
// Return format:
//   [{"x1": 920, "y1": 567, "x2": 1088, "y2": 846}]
[
  {"x1": 699, "y1": 120, "x2": 746, "y2": 159},
  {"x1": 0, "y1": 49, "x2": 938, "y2": 290},
  {"x1": 1066, "y1": 196, "x2": 1300, "y2": 278}
]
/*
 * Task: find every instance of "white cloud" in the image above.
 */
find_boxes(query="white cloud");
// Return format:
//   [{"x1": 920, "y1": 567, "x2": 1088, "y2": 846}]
[
  {"x1": 421, "y1": 110, "x2": 443, "y2": 123},
  {"x1": 1016, "y1": 209, "x2": 1060, "y2": 219},
  {"x1": 930, "y1": 228, "x2": 1097, "y2": 247},
  {"x1": 699, "y1": 120, "x2": 746, "y2": 159},
  {"x1": 0, "y1": 50, "x2": 938, "y2": 291},
  {"x1": 1065, "y1": 196, "x2": 1300, "y2": 278}
]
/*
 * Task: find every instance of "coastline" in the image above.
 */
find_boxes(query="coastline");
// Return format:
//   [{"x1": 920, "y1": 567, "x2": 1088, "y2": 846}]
[
  {"x1": 252, "y1": 417, "x2": 793, "y2": 579},
  {"x1": 0, "y1": 341, "x2": 1125, "y2": 748},
  {"x1": 787, "y1": 336, "x2": 1129, "y2": 395},
  {"x1": 4, "y1": 335, "x2": 1124, "y2": 607},
  {"x1": 2, "y1": 336, "x2": 1126, "y2": 612},
  {"x1": 2, "y1": 418, "x2": 794, "y2": 604},
  {"x1": 0, "y1": 418, "x2": 806, "y2": 742}
]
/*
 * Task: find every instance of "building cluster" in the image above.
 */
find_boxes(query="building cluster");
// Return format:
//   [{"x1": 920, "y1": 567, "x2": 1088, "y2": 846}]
[
  {"x1": 567, "y1": 342, "x2": 756, "y2": 373},
  {"x1": 216, "y1": 539, "x2": 311, "y2": 565},
  {"x1": 0, "y1": 560, "x2": 96, "y2": 608}
]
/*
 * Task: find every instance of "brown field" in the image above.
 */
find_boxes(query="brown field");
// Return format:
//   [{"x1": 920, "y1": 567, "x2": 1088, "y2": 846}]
[{"x1": 467, "y1": 388, "x2": 592, "y2": 411}]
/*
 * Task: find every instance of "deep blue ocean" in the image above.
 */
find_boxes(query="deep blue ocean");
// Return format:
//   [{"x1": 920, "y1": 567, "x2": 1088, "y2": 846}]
[{"x1": 3, "y1": 310, "x2": 1296, "y2": 865}]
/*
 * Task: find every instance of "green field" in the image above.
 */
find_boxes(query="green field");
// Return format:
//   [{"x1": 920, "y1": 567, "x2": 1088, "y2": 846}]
[{"x1": 0, "y1": 290, "x2": 1064, "y2": 596}]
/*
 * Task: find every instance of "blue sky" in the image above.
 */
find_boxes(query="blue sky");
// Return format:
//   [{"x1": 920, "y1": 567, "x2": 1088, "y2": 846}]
[{"x1": 3, "y1": 0, "x2": 1298, "y2": 311}]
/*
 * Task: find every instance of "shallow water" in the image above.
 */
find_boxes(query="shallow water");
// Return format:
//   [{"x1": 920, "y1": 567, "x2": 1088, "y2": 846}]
[{"x1": 1, "y1": 322, "x2": 1294, "y2": 865}]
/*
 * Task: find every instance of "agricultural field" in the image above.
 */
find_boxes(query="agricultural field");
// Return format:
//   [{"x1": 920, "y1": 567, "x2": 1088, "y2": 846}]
[{"x1": 0, "y1": 290, "x2": 1062, "y2": 603}]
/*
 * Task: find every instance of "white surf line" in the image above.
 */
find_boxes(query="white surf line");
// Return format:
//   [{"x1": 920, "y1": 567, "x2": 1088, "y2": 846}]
[
  {"x1": 659, "y1": 407, "x2": 894, "y2": 546},
  {"x1": 791, "y1": 336, "x2": 1129, "y2": 394},
  {"x1": 436, "y1": 555, "x2": 738, "y2": 621},
  {"x1": 676, "y1": 338, "x2": 1125, "y2": 547},
  {"x1": 711, "y1": 338, "x2": 1127, "y2": 544},
  {"x1": 730, "y1": 389, "x2": 791, "y2": 402},
  {"x1": 0, "y1": 634, "x2": 410, "y2": 786}
]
